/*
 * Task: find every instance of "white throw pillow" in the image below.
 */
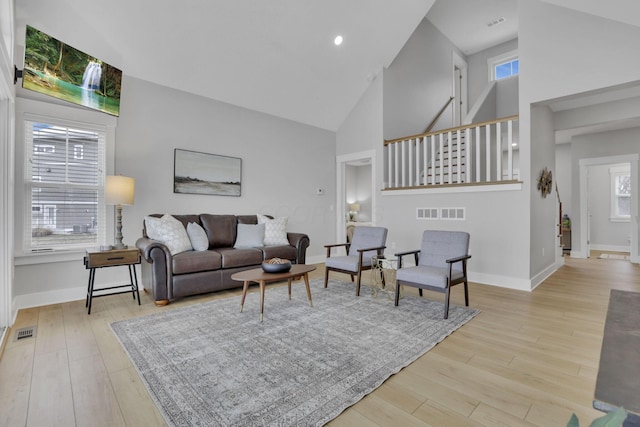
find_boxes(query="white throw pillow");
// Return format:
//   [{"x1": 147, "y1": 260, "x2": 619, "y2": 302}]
[
  {"x1": 187, "y1": 222, "x2": 209, "y2": 251},
  {"x1": 233, "y1": 223, "x2": 265, "y2": 248},
  {"x1": 257, "y1": 214, "x2": 289, "y2": 246},
  {"x1": 145, "y1": 215, "x2": 193, "y2": 255}
]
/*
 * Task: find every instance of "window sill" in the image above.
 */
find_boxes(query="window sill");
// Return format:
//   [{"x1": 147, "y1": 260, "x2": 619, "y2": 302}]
[
  {"x1": 14, "y1": 249, "x2": 86, "y2": 266},
  {"x1": 609, "y1": 218, "x2": 631, "y2": 223}
]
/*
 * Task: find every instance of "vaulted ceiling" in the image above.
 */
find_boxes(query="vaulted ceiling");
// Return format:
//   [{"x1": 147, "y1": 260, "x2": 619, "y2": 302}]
[{"x1": 14, "y1": 0, "x2": 640, "y2": 131}]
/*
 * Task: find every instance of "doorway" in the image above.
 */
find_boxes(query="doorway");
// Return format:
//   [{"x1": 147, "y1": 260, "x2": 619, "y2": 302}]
[
  {"x1": 336, "y1": 150, "x2": 376, "y2": 244},
  {"x1": 452, "y1": 51, "x2": 468, "y2": 127},
  {"x1": 578, "y1": 154, "x2": 639, "y2": 263}
]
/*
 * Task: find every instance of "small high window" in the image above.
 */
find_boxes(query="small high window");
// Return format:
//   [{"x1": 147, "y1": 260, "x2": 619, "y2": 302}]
[
  {"x1": 495, "y1": 58, "x2": 519, "y2": 80},
  {"x1": 488, "y1": 49, "x2": 519, "y2": 81}
]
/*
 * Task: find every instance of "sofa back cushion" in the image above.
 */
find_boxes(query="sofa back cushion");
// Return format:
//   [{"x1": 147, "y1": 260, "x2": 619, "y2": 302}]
[{"x1": 200, "y1": 214, "x2": 237, "y2": 248}]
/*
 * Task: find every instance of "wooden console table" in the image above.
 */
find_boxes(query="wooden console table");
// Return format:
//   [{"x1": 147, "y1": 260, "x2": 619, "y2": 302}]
[
  {"x1": 593, "y1": 289, "x2": 640, "y2": 426},
  {"x1": 84, "y1": 248, "x2": 141, "y2": 314}
]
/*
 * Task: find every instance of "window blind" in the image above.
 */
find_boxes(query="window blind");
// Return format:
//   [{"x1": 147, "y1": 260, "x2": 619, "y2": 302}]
[{"x1": 24, "y1": 119, "x2": 106, "y2": 251}]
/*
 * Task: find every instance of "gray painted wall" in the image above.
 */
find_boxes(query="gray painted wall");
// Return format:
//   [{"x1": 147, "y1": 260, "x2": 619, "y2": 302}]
[
  {"x1": 467, "y1": 39, "x2": 518, "y2": 108},
  {"x1": 570, "y1": 127, "x2": 640, "y2": 255},
  {"x1": 13, "y1": 76, "x2": 336, "y2": 304},
  {"x1": 383, "y1": 18, "x2": 463, "y2": 139}
]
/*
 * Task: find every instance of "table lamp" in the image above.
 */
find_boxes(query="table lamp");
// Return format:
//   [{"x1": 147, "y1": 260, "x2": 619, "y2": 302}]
[
  {"x1": 349, "y1": 203, "x2": 360, "y2": 221},
  {"x1": 105, "y1": 175, "x2": 135, "y2": 249}
]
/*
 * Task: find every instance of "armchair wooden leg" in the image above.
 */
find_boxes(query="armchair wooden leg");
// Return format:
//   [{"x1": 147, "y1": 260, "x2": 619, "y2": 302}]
[
  {"x1": 418, "y1": 289, "x2": 423, "y2": 297},
  {"x1": 463, "y1": 280, "x2": 469, "y2": 306},
  {"x1": 443, "y1": 287, "x2": 450, "y2": 319},
  {"x1": 154, "y1": 299, "x2": 169, "y2": 307},
  {"x1": 324, "y1": 268, "x2": 330, "y2": 288},
  {"x1": 394, "y1": 282, "x2": 401, "y2": 306},
  {"x1": 356, "y1": 270, "x2": 362, "y2": 296}
]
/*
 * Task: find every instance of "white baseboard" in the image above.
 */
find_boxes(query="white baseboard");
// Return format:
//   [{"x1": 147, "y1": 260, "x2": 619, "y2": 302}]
[
  {"x1": 590, "y1": 244, "x2": 630, "y2": 253},
  {"x1": 530, "y1": 262, "x2": 560, "y2": 291},
  {"x1": 306, "y1": 255, "x2": 327, "y2": 265},
  {"x1": 467, "y1": 271, "x2": 533, "y2": 292},
  {"x1": 13, "y1": 285, "x2": 87, "y2": 312}
]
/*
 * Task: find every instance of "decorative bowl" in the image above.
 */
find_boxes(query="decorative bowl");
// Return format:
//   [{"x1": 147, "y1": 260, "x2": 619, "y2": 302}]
[{"x1": 262, "y1": 258, "x2": 292, "y2": 273}]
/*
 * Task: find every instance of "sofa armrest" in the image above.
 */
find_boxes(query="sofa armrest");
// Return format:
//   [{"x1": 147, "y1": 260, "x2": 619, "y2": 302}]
[
  {"x1": 135, "y1": 237, "x2": 173, "y2": 302},
  {"x1": 287, "y1": 232, "x2": 310, "y2": 264}
]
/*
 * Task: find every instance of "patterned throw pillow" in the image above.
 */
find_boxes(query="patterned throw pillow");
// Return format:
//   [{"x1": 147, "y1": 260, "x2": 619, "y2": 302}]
[
  {"x1": 257, "y1": 214, "x2": 289, "y2": 246},
  {"x1": 145, "y1": 215, "x2": 193, "y2": 255},
  {"x1": 186, "y1": 222, "x2": 209, "y2": 251},
  {"x1": 233, "y1": 223, "x2": 265, "y2": 248}
]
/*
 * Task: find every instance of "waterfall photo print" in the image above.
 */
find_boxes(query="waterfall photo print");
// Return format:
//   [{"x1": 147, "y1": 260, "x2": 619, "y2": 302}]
[{"x1": 22, "y1": 25, "x2": 122, "y2": 116}]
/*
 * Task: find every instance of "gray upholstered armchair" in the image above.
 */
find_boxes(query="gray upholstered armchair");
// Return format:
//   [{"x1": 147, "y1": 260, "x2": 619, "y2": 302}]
[
  {"x1": 324, "y1": 226, "x2": 388, "y2": 296},
  {"x1": 394, "y1": 230, "x2": 471, "y2": 319}
]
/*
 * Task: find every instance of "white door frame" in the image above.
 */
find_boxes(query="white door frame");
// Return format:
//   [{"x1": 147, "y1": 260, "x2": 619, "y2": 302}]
[
  {"x1": 336, "y1": 150, "x2": 377, "y2": 244},
  {"x1": 578, "y1": 154, "x2": 639, "y2": 263},
  {"x1": 452, "y1": 51, "x2": 468, "y2": 127}
]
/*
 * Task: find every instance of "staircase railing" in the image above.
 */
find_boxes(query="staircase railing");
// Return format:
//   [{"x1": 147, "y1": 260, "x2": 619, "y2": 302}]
[
  {"x1": 383, "y1": 114, "x2": 519, "y2": 190},
  {"x1": 424, "y1": 96, "x2": 455, "y2": 133}
]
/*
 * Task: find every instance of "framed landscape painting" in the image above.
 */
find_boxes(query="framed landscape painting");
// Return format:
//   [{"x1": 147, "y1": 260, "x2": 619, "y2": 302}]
[{"x1": 174, "y1": 149, "x2": 241, "y2": 196}]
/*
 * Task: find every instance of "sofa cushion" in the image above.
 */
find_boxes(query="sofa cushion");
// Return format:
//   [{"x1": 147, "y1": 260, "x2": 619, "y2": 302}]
[
  {"x1": 257, "y1": 214, "x2": 289, "y2": 246},
  {"x1": 187, "y1": 222, "x2": 209, "y2": 251},
  {"x1": 145, "y1": 215, "x2": 193, "y2": 255},
  {"x1": 233, "y1": 223, "x2": 265, "y2": 248},
  {"x1": 215, "y1": 247, "x2": 263, "y2": 268},
  {"x1": 172, "y1": 250, "x2": 222, "y2": 275},
  {"x1": 200, "y1": 214, "x2": 237, "y2": 248}
]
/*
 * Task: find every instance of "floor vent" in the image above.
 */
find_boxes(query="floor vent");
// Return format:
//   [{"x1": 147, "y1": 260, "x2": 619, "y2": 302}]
[{"x1": 14, "y1": 326, "x2": 36, "y2": 341}]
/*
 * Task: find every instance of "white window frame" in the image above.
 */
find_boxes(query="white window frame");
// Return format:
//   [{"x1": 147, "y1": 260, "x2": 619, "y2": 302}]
[
  {"x1": 488, "y1": 49, "x2": 519, "y2": 81},
  {"x1": 14, "y1": 98, "x2": 117, "y2": 263},
  {"x1": 24, "y1": 117, "x2": 107, "y2": 252},
  {"x1": 610, "y1": 164, "x2": 631, "y2": 222}
]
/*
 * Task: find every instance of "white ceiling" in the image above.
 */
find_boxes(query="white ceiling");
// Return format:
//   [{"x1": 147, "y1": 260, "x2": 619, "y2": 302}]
[
  {"x1": 15, "y1": 0, "x2": 640, "y2": 133},
  {"x1": 427, "y1": 0, "x2": 518, "y2": 55}
]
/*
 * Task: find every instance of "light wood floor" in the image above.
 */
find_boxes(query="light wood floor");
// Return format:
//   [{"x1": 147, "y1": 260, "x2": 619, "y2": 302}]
[{"x1": 1, "y1": 254, "x2": 638, "y2": 426}]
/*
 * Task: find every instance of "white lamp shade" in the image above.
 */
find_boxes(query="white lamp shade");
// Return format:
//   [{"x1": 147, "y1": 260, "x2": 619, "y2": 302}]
[
  {"x1": 349, "y1": 203, "x2": 360, "y2": 212},
  {"x1": 105, "y1": 175, "x2": 135, "y2": 205}
]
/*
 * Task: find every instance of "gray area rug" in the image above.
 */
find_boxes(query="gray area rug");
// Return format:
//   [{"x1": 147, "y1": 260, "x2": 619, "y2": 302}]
[{"x1": 111, "y1": 278, "x2": 479, "y2": 426}]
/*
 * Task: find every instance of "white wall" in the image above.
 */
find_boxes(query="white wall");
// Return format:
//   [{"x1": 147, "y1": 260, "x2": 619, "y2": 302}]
[
  {"x1": 521, "y1": 0, "x2": 640, "y2": 105},
  {"x1": 570, "y1": 127, "x2": 640, "y2": 255},
  {"x1": 378, "y1": 15, "x2": 532, "y2": 289},
  {"x1": 588, "y1": 163, "x2": 631, "y2": 251},
  {"x1": 116, "y1": 76, "x2": 336, "y2": 263},
  {"x1": 467, "y1": 39, "x2": 518, "y2": 108},
  {"x1": 11, "y1": 75, "x2": 336, "y2": 309},
  {"x1": 383, "y1": 18, "x2": 463, "y2": 139}
]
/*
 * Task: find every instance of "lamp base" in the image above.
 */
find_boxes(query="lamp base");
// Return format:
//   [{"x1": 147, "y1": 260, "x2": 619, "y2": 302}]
[{"x1": 113, "y1": 243, "x2": 128, "y2": 250}]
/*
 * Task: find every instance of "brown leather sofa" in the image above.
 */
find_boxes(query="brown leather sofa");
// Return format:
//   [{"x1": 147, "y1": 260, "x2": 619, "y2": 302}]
[{"x1": 135, "y1": 214, "x2": 310, "y2": 306}]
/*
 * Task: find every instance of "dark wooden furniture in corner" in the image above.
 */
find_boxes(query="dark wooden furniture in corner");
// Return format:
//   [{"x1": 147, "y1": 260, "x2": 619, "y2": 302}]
[{"x1": 84, "y1": 248, "x2": 141, "y2": 314}]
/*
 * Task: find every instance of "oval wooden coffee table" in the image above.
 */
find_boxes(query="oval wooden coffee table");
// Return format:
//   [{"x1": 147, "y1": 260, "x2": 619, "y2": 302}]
[{"x1": 231, "y1": 264, "x2": 316, "y2": 322}]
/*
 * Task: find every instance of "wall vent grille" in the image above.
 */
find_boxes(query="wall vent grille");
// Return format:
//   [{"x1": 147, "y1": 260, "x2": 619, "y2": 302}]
[
  {"x1": 441, "y1": 208, "x2": 466, "y2": 220},
  {"x1": 417, "y1": 208, "x2": 439, "y2": 220},
  {"x1": 14, "y1": 326, "x2": 36, "y2": 341}
]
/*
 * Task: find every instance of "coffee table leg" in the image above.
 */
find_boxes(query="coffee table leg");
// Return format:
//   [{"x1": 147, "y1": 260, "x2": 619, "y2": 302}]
[
  {"x1": 259, "y1": 280, "x2": 266, "y2": 322},
  {"x1": 288, "y1": 278, "x2": 292, "y2": 300},
  {"x1": 240, "y1": 280, "x2": 249, "y2": 313},
  {"x1": 303, "y1": 273, "x2": 313, "y2": 307}
]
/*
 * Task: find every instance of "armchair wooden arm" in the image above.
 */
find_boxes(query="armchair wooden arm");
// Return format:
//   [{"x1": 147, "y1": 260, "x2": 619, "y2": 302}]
[
  {"x1": 324, "y1": 242, "x2": 350, "y2": 258},
  {"x1": 394, "y1": 249, "x2": 420, "y2": 268}
]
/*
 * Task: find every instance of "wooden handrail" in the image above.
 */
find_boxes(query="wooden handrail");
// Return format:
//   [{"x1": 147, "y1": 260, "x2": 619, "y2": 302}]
[
  {"x1": 384, "y1": 114, "x2": 519, "y2": 146},
  {"x1": 424, "y1": 96, "x2": 454, "y2": 133}
]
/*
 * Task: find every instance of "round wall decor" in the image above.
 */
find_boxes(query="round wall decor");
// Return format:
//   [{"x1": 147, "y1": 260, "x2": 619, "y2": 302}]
[{"x1": 537, "y1": 167, "x2": 553, "y2": 197}]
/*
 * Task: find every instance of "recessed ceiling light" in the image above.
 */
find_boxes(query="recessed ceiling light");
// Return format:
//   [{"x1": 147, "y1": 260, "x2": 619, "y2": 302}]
[{"x1": 334, "y1": 35, "x2": 343, "y2": 46}]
